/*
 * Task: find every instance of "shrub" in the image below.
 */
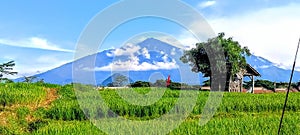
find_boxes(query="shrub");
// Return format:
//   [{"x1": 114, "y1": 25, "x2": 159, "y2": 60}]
[{"x1": 130, "y1": 81, "x2": 151, "y2": 87}]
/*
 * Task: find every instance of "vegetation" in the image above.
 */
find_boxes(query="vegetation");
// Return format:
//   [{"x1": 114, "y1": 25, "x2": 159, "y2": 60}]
[
  {"x1": 0, "y1": 83, "x2": 47, "y2": 107},
  {"x1": 130, "y1": 80, "x2": 199, "y2": 90},
  {"x1": 130, "y1": 81, "x2": 151, "y2": 87},
  {"x1": 1, "y1": 83, "x2": 300, "y2": 134},
  {"x1": 107, "y1": 74, "x2": 129, "y2": 87},
  {"x1": 0, "y1": 61, "x2": 17, "y2": 82},
  {"x1": 180, "y1": 33, "x2": 251, "y2": 90},
  {"x1": 244, "y1": 79, "x2": 300, "y2": 91}
]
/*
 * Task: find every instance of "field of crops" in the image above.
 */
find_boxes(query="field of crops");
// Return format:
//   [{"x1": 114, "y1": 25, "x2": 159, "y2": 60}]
[{"x1": 0, "y1": 83, "x2": 300, "y2": 134}]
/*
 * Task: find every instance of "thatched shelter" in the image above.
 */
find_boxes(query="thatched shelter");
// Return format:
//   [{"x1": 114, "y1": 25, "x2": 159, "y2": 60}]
[{"x1": 228, "y1": 64, "x2": 260, "y2": 93}]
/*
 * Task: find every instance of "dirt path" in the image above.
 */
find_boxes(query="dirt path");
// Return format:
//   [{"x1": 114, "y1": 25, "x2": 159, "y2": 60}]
[
  {"x1": 38, "y1": 88, "x2": 58, "y2": 108},
  {"x1": 0, "y1": 87, "x2": 59, "y2": 125}
]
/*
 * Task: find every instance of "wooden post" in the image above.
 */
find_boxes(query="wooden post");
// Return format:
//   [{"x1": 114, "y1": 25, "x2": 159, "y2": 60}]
[
  {"x1": 228, "y1": 77, "x2": 231, "y2": 92},
  {"x1": 274, "y1": 81, "x2": 276, "y2": 92},
  {"x1": 240, "y1": 77, "x2": 243, "y2": 92},
  {"x1": 252, "y1": 75, "x2": 255, "y2": 94}
]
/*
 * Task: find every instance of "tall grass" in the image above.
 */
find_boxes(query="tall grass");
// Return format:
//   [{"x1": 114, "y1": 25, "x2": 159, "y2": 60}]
[
  {"x1": 0, "y1": 83, "x2": 47, "y2": 107},
  {"x1": 1, "y1": 83, "x2": 300, "y2": 134},
  {"x1": 45, "y1": 85, "x2": 300, "y2": 121}
]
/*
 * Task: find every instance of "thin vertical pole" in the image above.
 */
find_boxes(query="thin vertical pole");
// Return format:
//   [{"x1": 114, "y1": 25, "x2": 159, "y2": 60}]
[
  {"x1": 252, "y1": 75, "x2": 254, "y2": 94},
  {"x1": 278, "y1": 38, "x2": 300, "y2": 134}
]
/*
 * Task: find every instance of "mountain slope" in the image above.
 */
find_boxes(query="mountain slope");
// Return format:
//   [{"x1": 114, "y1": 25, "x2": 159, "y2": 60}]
[
  {"x1": 15, "y1": 38, "x2": 300, "y2": 84},
  {"x1": 246, "y1": 55, "x2": 300, "y2": 82}
]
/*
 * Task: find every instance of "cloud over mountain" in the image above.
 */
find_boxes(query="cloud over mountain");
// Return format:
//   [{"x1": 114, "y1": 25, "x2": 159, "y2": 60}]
[{"x1": 15, "y1": 38, "x2": 300, "y2": 85}]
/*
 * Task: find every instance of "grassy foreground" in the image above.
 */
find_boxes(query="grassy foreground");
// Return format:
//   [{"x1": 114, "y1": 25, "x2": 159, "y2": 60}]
[{"x1": 0, "y1": 83, "x2": 299, "y2": 134}]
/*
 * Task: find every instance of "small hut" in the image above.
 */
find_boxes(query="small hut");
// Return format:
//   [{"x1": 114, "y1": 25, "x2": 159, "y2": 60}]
[{"x1": 228, "y1": 64, "x2": 260, "y2": 93}]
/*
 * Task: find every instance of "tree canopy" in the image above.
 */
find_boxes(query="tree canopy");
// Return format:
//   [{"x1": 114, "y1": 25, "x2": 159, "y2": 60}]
[
  {"x1": 109, "y1": 74, "x2": 128, "y2": 87},
  {"x1": 180, "y1": 33, "x2": 250, "y2": 90},
  {"x1": 0, "y1": 61, "x2": 17, "y2": 82}
]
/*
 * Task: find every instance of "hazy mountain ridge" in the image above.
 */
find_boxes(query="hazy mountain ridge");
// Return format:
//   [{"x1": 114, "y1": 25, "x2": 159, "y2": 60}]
[{"x1": 15, "y1": 38, "x2": 300, "y2": 84}]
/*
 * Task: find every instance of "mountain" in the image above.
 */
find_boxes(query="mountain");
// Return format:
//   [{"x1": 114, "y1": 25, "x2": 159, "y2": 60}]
[
  {"x1": 246, "y1": 55, "x2": 300, "y2": 82},
  {"x1": 15, "y1": 38, "x2": 300, "y2": 85}
]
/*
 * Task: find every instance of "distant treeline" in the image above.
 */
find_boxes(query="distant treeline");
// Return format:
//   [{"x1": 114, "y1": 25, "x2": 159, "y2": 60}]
[
  {"x1": 129, "y1": 79, "x2": 201, "y2": 90},
  {"x1": 243, "y1": 80, "x2": 300, "y2": 91}
]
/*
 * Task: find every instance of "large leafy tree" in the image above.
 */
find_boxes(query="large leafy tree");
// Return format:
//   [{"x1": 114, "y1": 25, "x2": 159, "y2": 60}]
[
  {"x1": 109, "y1": 74, "x2": 128, "y2": 87},
  {"x1": 180, "y1": 33, "x2": 250, "y2": 90},
  {"x1": 0, "y1": 61, "x2": 17, "y2": 82}
]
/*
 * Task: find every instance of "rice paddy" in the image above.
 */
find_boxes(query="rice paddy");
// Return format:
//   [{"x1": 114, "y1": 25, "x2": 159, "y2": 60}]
[{"x1": 0, "y1": 83, "x2": 299, "y2": 134}]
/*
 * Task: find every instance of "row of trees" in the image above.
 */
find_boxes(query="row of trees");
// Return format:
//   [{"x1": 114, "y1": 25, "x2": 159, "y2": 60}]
[
  {"x1": 244, "y1": 80, "x2": 300, "y2": 91},
  {"x1": 129, "y1": 80, "x2": 200, "y2": 90}
]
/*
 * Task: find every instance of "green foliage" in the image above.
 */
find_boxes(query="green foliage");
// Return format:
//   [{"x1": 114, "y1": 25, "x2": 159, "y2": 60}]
[
  {"x1": 0, "y1": 61, "x2": 17, "y2": 82},
  {"x1": 255, "y1": 80, "x2": 275, "y2": 90},
  {"x1": 244, "y1": 80, "x2": 276, "y2": 90},
  {"x1": 153, "y1": 79, "x2": 166, "y2": 87},
  {"x1": 180, "y1": 33, "x2": 250, "y2": 89},
  {"x1": 130, "y1": 81, "x2": 151, "y2": 87},
  {"x1": 2, "y1": 83, "x2": 300, "y2": 134},
  {"x1": 0, "y1": 126, "x2": 12, "y2": 135},
  {"x1": 16, "y1": 106, "x2": 30, "y2": 119},
  {"x1": 169, "y1": 82, "x2": 182, "y2": 90},
  {"x1": 243, "y1": 80, "x2": 300, "y2": 91},
  {"x1": 16, "y1": 106, "x2": 30, "y2": 128},
  {"x1": 181, "y1": 33, "x2": 251, "y2": 77},
  {"x1": 46, "y1": 85, "x2": 86, "y2": 121},
  {"x1": 203, "y1": 79, "x2": 210, "y2": 86},
  {"x1": 28, "y1": 119, "x2": 49, "y2": 132},
  {"x1": 23, "y1": 76, "x2": 37, "y2": 83},
  {"x1": 0, "y1": 83, "x2": 47, "y2": 107},
  {"x1": 31, "y1": 121, "x2": 104, "y2": 135},
  {"x1": 108, "y1": 74, "x2": 129, "y2": 87}
]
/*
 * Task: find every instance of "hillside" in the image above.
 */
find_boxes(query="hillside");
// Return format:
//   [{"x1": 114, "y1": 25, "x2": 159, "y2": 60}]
[{"x1": 15, "y1": 38, "x2": 300, "y2": 85}]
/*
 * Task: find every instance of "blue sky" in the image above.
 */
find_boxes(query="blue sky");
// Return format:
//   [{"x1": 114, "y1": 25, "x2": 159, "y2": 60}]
[{"x1": 1, "y1": 0, "x2": 300, "y2": 78}]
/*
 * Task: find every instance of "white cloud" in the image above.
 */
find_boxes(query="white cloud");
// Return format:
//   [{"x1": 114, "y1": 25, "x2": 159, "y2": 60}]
[
  {"x1": 141, "y1": 47, "x2": 150, "y2": 59},
  {"x1": 177, "y1": 31, "x2": 200, "y2": 49},
  {"x1": 170, "y1": 48, "x2": 176, "y2": 55},
  {"x1": 162, "y1": 54, "x2": 169, "y2": 62},
  {"x1": 86, "y1": 54, "x2": 178, "y2": 71},
  {"x1": 198, "y1": 1, "x2": 216, "y2": 9},
  {"x1": 12, "y1": 55, "x2": 71, "y2": 79},
  {"x1": 206, "y1": 3, "x2": 300, "y2": 68},
  {"x1": 259, "y1": 65, "x2": 271, "y2": 69},
  {"x1": 0, "y1": 37, "x2": 74, "y2": 52},
  {"x1": 106, "y1": 51, "x2": 114, "y2": 57},
  {"x1": 113, "y1": 43, "x2": 141, "y2": 56}
]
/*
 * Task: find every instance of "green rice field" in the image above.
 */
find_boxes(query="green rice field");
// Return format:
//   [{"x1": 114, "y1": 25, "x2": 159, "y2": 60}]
[{"x1": 0, "y1": 83, "x2": 299, "y2": 134}]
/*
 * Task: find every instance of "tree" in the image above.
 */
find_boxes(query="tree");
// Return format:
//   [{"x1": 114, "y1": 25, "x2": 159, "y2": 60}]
[
  {"x1": 111, "y1": 74, "x2": 128, "y2": 87},
  {"x1": 153, "y1": 79, "x2": 168, "y2": 87},
  {"x1": 0, "y1": 61, "x2": 17, "y2": 82},
  {"x1": 23, "y1": 76, "x2": 37, "y2": 83},
  {"x1": 180, "y1": 33, "x2": 250, "y2": 90}
]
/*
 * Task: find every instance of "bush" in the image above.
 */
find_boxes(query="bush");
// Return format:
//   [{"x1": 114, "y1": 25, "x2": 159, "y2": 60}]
[
  {"x1": 169, "y1": 82, "x2": 182, "y2": 90},
  {"x1": 130, "y1": 81, "x2": 150, "y2": 87},
  {"x1": 28, "y1": 119, "x2": 49, "y2": 132}
]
